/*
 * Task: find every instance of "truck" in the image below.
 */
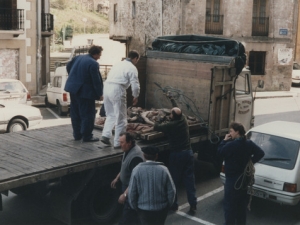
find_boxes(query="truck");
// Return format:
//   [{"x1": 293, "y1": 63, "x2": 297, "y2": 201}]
[{"x1": 0, "y1": 35, "x2": 258, "y2": 224}]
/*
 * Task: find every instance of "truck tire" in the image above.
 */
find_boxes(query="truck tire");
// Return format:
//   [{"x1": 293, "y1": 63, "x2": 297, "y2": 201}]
[
  {"x1": 7, "y1": 119, "x2": 27, "y2": 133},
  {"x1": 84, "y1": 179, "x2": 121, "y2": 223}
]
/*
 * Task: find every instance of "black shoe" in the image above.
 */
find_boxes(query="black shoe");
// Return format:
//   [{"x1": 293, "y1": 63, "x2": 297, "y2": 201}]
[
  {"x1": 188, "y1": 205, "x2": 197, "y2": 215},
  {"x1": 100, "y1": 136, "x2": 112, "y2": 146},
  {"x1": 74, "y1": 138, "x2": 82, "y2": 141},
  {"x1": 169, "y1": 205, "x2": 178, "y2": 212},
  {"x1": 82, "y1": 137, "x2": 99, "y2": 143}
]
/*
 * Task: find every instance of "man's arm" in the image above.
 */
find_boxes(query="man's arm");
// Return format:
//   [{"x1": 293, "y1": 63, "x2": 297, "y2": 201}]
[
  {"x1": 127, "y1": 171, "x2": 138, "y2": 210},
  {"x1": 111, "y1": 172, "x2": 120, "y2": 189},
  {"x1": 250, "y1": 141, "x2": 265, "y2": 164},
  {"x1": 90, "y1": 62, "x2": 103, "y2": 98}
]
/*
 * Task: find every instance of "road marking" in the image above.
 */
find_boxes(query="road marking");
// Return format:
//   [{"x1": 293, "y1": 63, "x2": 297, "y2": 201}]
[
  {"x1": 176, "y1": 211, "x2": 216, "y2": 225},
  {"x1": 46, "y1": 108, "x2": 61, "y2": 119},
  {"x1": 176, "y1": 186, "x2": 224, "y2": 224}
]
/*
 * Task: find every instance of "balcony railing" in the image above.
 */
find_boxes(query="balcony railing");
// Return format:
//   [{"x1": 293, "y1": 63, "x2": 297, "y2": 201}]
[
  {"x1": 252, "y1": 17, "x2": 269, "y2": 36},
  {"x1": 0, "y1": 8, "x2": 24, "y2": 30},
  {"x1": 42, "y1": 13, "x2": 54, "y2": 32},
  {"x1": 205, "y1": 14, "x2": 223, "y2": 35}
]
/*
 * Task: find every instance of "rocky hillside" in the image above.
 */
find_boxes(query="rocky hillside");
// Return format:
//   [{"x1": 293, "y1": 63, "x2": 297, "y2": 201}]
[{"x1": 50, "y1": 0, "x2": 109, "y2": 36}]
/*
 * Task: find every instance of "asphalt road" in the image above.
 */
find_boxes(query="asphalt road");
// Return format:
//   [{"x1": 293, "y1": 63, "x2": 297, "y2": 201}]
[{"x1": 2, "y1": 93, "x2": 300, "y2": 225}]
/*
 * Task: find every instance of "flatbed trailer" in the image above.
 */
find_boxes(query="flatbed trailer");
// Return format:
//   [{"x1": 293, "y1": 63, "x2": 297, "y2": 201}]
[{"x1": 0, "y1": 124, "x2": 204, "y2": 224}]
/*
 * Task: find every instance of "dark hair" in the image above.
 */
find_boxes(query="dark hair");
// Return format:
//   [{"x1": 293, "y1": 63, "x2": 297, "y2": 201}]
[
  {"x1": 128, "y1": 50, "x2": 139, "y2": 60},
  {"x1": 88, "y1": 45, "x2": 103, "y2": 55},
  {"x1": 171, "y1": 109, "x2": 182, "y2": 120},
  {"x1": 119, "y1": 132, "x2": 136, "y2": 146},
  {"x1": 230, "y1": 122, "x2": 246, "y2": 138},
  {"x1": 143, "y1": 153, "x2": 156, "y2": 161}
]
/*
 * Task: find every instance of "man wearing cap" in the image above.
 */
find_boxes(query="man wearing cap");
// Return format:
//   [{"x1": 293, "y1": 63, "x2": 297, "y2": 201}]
[
  {"x1": 152, "y1": 97, "x2": 197, "y2": 215},
  {"x1": 111, "y1": 132, "x2": 144, "y2": 225},
  {"x1": 128, "y1": 146, "x2": 176, "y2": 225}
]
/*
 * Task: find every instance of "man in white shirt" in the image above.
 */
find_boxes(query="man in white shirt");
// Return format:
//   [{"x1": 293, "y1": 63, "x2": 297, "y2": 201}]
[{"x1": 101, "y1": 50, "x2": 140, "y2": 148}]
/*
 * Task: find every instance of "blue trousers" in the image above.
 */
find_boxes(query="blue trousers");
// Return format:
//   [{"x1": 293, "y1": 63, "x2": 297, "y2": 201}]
[
  {"x1": 224, "y1": 177, "x2": 248, "y2": 225},
  {"x1": 70, "y1": 93, "x2": 95, "y2": 141},
  {"x1": 168, "y1": 149, "x2": 197, "y2": 209}
]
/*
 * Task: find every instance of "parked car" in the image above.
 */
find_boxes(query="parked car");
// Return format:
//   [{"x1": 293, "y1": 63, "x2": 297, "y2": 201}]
[
  {"x1": 292, "y1": 62, "x2": 300, "y2": 85},
  {"x1": 45, "y1": 66, "x2": 70, "y2": 116},
  {"x1": 220, "y1": 121, "x2": 300, "y2": 205},
  {"x1": 0, "y1": 79, "x2": 32, "y2": 105},
  {"x1": 0, "y1": 103, "x2": 42, "y2": 133}
]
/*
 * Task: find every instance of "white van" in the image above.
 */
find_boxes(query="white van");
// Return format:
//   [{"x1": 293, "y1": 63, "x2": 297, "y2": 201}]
[
  {"x1": 45, "y1": 66, "x2": 70, "y2": 116},
  {"x1": 220, "y1": 121, "x2": 300, "y2": 205}
]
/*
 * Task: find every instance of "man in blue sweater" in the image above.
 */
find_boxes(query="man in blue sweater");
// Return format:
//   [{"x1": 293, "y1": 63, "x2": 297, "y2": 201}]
[{"x1": 128, "y1": 146, "x2": 176, "y2": 225}]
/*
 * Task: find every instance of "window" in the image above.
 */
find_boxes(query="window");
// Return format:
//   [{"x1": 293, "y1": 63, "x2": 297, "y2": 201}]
[
  {"x1": 249, "y1": 51, "x2": 266, "y2": 75},
  {"x1": 235, "y1": 73, "x2": 250, "y2": 95},
  {"x1": 252, "y1": 0, "x2": 269, "y2": 36},
  {"x1": 53, "y1": 77, "x2": 62, "y2": 88},
  {"x1": 132, "y1": 1, "x2": 136, "y2": 19},
  {"x1": 114, "y1": 4, "x2": 118, "y2": 22},
  {"x1": 205, "y1": 0, "x2": 223, "y2": 34}
]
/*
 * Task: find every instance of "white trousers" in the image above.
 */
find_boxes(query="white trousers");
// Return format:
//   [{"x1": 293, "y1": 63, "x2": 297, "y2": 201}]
[{"x1": 102, "y1": 83, "x2": 127, "y2": 147}]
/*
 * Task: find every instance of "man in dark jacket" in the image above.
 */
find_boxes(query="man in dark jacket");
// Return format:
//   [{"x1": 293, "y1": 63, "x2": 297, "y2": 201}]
[
  {"x1": 153, "y1": 104, "x2": 197, "y2": 215},
  {"x1": 64, "y1": 45, "x2": 103, "y2": 142}
]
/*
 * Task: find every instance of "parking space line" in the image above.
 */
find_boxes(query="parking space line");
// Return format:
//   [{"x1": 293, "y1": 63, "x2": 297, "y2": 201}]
[
  {"x1": 46, "y1": 108, "x2": 61, "y2": 119},
  {"x1": 176, "y1": 186, "x2": 224, "y2": 224}
]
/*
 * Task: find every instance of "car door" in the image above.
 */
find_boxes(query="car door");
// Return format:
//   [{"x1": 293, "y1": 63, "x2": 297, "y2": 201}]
[
  {"x1": 0, "y1": 104, "x2": 6, "y2": 132},
  {"x1": 47, "y1": 77, "x2": 58, "y2": 104}
]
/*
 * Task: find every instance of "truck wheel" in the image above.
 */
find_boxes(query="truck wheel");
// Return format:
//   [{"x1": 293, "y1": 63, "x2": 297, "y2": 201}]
[
  {"x1": 85, "y1": 181, "x2": 121, "y2": 223},
  {"x1": 7, "y1": 119, "x2": 27, "y2": 133},
  {"x1": 57, "y1": 102, "x2": 67, "y2": 116}
]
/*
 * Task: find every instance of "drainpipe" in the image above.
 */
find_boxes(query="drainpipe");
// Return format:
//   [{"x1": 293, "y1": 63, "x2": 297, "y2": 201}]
[
  {"x1": 161, "y1": 0, "x2": 163, "y2": 36},
  {"x1": 36, "y1": 0, "x2": 42, "y2": 95}
]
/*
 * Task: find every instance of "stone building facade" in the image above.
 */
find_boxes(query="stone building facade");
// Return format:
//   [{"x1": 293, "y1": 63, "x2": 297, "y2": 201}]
[
  {"x1": 0, "y1": 0, "x2": 53, "y2": 96},
  {"x1": 109, "y1": 0, "x2": 299, "y2": 91}
]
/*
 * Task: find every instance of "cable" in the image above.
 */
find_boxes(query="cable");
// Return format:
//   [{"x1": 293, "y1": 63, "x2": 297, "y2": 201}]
[{"x1": 153, "y1": 83, "x2": 220, "y2": 144}]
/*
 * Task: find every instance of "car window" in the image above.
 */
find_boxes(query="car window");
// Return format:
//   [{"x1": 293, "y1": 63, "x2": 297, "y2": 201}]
[
  {"x1": 0, "y1": 81, "x2": 26, "y2": 93},
  {"x1": 293, "y1": 63, "x2": 300, "y2": 70},
  {"x1": 247, "y1": 131, "x2": 300, "y2": 170},
  {"x1": 235, "y1": 72, "x2": 250, "y2": 95},
  {"x1": 57, "y1": 77, "x2": 62, "y2": 88}
]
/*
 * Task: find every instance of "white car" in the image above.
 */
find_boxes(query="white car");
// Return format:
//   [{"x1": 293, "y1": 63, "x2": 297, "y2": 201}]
[
  {"x1": 0, "y1": 79, "x2": 32, "y2": 105},
  {"x1": 0, "y1": 103, "x2": 42, "y2": 133},
  {"x1": 292, "y1": 62, "x2": 300, "y2": 85},
  {"x1": 45, "y1": 66, "x2": 70, "y2": 116},
  {"x1": 220, "y1": 121, "x2": 300, "y2": 205}
]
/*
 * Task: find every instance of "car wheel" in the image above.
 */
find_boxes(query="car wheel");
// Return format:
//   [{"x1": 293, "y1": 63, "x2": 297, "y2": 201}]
[
  {"x1": 45, "y1": 96, "x2": 51, "y2": 108},
  {"x1": 57, "y1": 101, "x2": 67, "y2": 116},
  {"x1": 8, "y1": 119, "x2": 27, "y2": 133}
]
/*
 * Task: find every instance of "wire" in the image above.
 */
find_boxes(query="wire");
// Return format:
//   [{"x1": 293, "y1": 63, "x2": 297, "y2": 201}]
[{"x1": 154, "y1": 83, "x2": 220, "y2": 144}]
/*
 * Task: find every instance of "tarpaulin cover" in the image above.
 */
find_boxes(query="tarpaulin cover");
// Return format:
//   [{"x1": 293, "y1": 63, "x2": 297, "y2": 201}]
[{"x1": 152, "y1": 35, "x2": 246, "y2": 75}]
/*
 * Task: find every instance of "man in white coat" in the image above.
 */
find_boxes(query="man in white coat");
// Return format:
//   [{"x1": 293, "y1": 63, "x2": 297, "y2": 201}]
[{"x1": 101, "y1": 50, "x2": 140, "y2": 148}]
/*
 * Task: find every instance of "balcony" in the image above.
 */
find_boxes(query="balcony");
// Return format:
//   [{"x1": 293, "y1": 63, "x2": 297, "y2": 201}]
[
  {"x1": 252, "y1": 17, "x2": 269, "y2": 36},
  {"x1": 41, "y1": 13, "x2": 54, "y2": 37},
  {"x1": 205, "y1": 14, "x2": 224, "y2": 35},
  {"x1": 0, "y1": 8, "x2": 24, "y2": 37}
]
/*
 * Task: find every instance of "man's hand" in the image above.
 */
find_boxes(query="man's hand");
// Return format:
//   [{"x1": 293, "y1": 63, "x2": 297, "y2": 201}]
[
  {"x1": 224, "y1": 133, "x2": 232, "y2": 141},
  {"x1": 99, "y1": 96, "x2": 104, "y2": 101},
  {"x1": 111, "y1": 178, "x2": 119, "y2": 189},
  {"x1": 132, "y1": 97, "x2": 138, "y2": 106},
  {"x1": 118, "y1": 193, "x2": 126, "y2": 204}
]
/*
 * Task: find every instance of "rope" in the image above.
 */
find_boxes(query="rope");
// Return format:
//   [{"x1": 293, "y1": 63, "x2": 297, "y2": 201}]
[{"x1": 234, "y1": 159, "x2": 255, "y2": 211}]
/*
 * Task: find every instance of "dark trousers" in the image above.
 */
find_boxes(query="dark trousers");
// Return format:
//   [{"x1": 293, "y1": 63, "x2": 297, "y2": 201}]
[
  {"x1": 70, "y1": 93, "x2": 95, "y2": 141},
  {"x1": 137, "y1": 207, "x2": 169, "y2": 225},
  {"x1": 224, "y1": 177, "x2": 248, "y2": 225},
  {"x1": 119, "y1": 185, "x2": 139, "y2": 225},
  {"x1": 168, "y1": 149, "x2": 197, "y2": 209}
]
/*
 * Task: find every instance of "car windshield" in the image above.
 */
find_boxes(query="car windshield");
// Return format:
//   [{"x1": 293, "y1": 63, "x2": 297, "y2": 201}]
[
  {"x1": 247, "y1": 131, "x2": 300, "y2": 170},
  {"x1": 0, "y1": 81, "x2": 26, "y2": 93}
]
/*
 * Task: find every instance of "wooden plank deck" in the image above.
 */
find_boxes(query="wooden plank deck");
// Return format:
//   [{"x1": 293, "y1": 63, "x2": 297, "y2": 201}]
[{"x1": 0, "y1": 125, "x2": 123, "y2": 192}]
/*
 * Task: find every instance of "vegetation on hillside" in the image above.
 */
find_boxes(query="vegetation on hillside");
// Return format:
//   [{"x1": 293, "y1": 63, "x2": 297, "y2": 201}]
[{"x1": 50, "y1": 0, "x2": 109, "y2": 37}]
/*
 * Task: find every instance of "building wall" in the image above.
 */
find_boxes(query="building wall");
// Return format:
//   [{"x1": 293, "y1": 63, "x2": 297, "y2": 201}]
[{"x1": 109, "y1": 0, "x2": 298, "y2": 91}]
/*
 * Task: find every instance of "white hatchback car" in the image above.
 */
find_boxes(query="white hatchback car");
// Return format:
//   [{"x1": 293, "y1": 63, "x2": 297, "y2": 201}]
[
  {"x1": 0, "y1": 79, "x2": 32, "y2": 105},
  {"x1": 220, "y1": 121, "x2": 300, "y2": 206},
  {"x1": 292, "y1": 62, "x2": 300, "y2": 85},
  {"x1": 0, "y1": 103, "x2": 42, "y2": 133},
  {"x1": 45, "y1": 66, "x2": 70, "y2": 116}
]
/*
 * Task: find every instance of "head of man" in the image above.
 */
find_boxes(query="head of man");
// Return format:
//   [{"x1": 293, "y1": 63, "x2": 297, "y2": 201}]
[
  {"x1": 141, "y1": 146, "x2": 159, "y2": 161},
  {"x1": 89, "y1": 45, "x2": 103, "y2": 61},
  {"x1": 128, "y1": 50, "x2": 140, "y2": 65},
  {"x1": 119, "y1": 132, "x2": 136, "y2": 153},
  {"x1": 170, "y1": 107, "x2": 182, "y2": 120}
]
